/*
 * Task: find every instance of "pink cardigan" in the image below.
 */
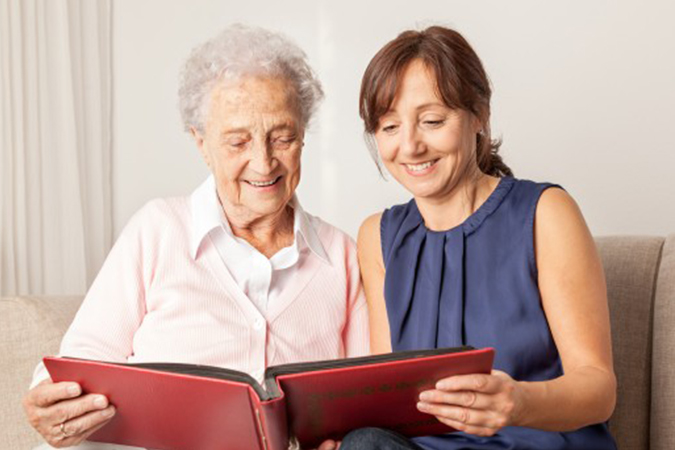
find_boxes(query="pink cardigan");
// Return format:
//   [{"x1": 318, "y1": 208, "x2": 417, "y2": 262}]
[{"x1": 33, "y1": 196, "x2": 369, "y2": 385}]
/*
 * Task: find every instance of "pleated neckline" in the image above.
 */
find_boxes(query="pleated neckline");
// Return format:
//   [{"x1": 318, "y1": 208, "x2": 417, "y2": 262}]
[{"x1": 409, "y1": 176, "x2": 516, "y2": 236}]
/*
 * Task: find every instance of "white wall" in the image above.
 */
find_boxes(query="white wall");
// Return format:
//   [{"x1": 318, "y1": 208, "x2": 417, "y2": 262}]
[{"x1": 113, "y1": 0, "x2": 675, "y2": 240}]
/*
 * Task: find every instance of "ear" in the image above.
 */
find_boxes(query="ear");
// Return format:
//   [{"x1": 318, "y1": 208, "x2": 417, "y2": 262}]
[
  {"x1": 473, "y1": 104, "x2": 489, "y2": 134},
  {"x1": 190, "y1": 126, "x2": 211, "y2": 168}
]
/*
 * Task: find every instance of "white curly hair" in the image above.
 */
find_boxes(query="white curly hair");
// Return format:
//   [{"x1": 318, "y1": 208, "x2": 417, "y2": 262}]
[{"x1": 178, "y1": 24, "x2": 324, "y2": 133}]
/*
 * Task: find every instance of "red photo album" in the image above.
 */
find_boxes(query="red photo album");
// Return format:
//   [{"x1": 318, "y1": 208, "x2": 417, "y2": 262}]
[{"x1": 44, "y1": 346, "x2": 494, "y2": 450}]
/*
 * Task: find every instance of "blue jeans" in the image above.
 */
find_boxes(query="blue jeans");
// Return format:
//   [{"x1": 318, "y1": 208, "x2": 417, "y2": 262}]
[{"x1": 340, "y1": 428, "x2": 424, "y2": 450}]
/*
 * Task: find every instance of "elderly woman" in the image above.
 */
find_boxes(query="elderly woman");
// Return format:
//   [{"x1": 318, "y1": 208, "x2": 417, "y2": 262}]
[
  {"x1": 23, "y1": 25, "x2": 367, "y2": 449},
  {"x1": 343, "y1": 26, "x2": 616, "y2": 449}
]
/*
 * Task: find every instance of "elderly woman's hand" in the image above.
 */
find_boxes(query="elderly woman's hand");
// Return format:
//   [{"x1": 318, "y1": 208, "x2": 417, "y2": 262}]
[
  {"x1": 416, "y1": 370, "x2": 525, "y2": 437},
  {"x1": 23, "y1": 378, "x2": 116, "y2": 448}
]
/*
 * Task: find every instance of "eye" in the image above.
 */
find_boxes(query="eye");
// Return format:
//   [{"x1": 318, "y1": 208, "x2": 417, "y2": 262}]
[
  {"x1": 272, "y1": 135, "x2": 297, "y2": 149},
  {"x1": 225, "y1": 139, "x2": 250, "y2": 152},
  {"x1": 380, "y1": 124, "x2": 399, "y2": 134},
  {"x1": 422, "y1": 119, "x2": 446, "y2": 128}
]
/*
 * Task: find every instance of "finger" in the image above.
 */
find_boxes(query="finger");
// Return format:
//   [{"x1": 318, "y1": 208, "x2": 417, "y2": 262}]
[
  {"x1": 54, "y1": 405, "x2": 116, "y2": 442},
  {"x1": 435, "y1": 416, "x2": 498, "y2": 438},
  {"x1": 417, "y1": 402, "x2": 504, "y2": 429},
  {"x1": 28, "y1": 381, "x2": 82, "y2": 408},
  {"x1": 316, "y1": 439, "x2": 338, "y2": 450},
  {"x1": 419, "y1": 389, "x2": 491, "y2": 410},
  {"x1": 44, "y1": 393, "x2": 109, "y2": 425},
  {"x1": 46, "y1": 413, "x2": 111, "y2": 449},
  {"x1": 435, "y1": 374, "x2": 501, "y2": 394}
]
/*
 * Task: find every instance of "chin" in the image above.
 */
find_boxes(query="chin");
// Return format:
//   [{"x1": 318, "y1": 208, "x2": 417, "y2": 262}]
[
  {"x1": 394, "y1": 177, "x2": 440, "y2": 199},
  {"x1": 248, "y1": 196, "x2": 290, "y2": 213}
]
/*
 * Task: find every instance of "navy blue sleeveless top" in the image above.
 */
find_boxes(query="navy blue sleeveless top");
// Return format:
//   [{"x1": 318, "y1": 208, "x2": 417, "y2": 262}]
[{"x1": 381, "y1": 177, "x2": 616, "y2": 450}]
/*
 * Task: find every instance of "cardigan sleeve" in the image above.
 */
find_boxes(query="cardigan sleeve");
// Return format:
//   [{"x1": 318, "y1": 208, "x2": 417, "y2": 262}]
[{"x1": 30, "y1": 202, "x2": 159, "y2": 387}]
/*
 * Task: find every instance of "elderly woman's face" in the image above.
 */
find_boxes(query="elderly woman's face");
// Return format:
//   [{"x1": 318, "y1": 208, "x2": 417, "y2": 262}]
[{"x1": 194, "y1": 76, "x2": 304, "y2": 222}]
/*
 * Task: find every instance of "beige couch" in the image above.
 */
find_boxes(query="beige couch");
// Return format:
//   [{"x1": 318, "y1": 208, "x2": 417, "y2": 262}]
[{"x1": 1, "y1": 236, "x2": 674, "y2": 449}]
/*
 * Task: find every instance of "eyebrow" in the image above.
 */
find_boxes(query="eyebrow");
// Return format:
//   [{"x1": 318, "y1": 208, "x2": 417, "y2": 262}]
[
  {"x1": 219, "y1": 122, "x2": 297, "y2": 138},
  {"x1": 414, "y1": 102, "x2": 448, "y2": 111},
  {"x1": 382, "y1": 102, "x2": 448, "y2": 119},
  {"x1": 220, "y1": 128, "x2": 250, "y2": 137}
]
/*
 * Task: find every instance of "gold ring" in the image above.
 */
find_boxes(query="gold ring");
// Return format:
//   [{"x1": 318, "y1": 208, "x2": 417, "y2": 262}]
[{"x1": 59, "y1": 421, "x2": 74, "y2": 438}]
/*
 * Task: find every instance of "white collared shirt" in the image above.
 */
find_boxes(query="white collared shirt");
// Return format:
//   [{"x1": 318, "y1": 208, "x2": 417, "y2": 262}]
[{"x1": 190, "y1": 176, "x2": 329, "y2": 314}]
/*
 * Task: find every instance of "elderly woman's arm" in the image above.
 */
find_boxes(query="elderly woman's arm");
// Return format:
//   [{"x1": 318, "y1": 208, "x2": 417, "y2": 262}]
[{"x1": 23, "y1": 203, "x2": 153, "y2": 447}]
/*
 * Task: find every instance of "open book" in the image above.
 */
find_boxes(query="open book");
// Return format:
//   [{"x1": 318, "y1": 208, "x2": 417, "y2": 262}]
[{"x1": 44, "y1": 346, "x2": 494, "y2": 450}]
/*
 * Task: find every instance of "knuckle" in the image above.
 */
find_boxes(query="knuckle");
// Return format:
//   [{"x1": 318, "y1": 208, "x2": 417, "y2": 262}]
[
  {"x1": 53, "y1": 405, "x2": 68, "y2": 422},
  {"x1": 454, "y1": 422, "x2": 469, "y2": 432},
  {"x1": 458, "y1": 407, "x2": 470, "y2": 423},
  {"x1": 67, "y1": 422, "x2": 82, "y2": 435},
  {"x1": 494, "y1": 416, "x2": 507, "y2": 429},
  {"x1": 463, "y1": 391, "x2": 477, "y2": 407},
  {"x1": 32, "y1": 407, "x2": 48, "y2": 424},
  {"x1": 28, "y1": 414, "x2": 40, "y2": 429},
  {"x1": 473, "y1": 375, "x2": 487, "y2": 389}
]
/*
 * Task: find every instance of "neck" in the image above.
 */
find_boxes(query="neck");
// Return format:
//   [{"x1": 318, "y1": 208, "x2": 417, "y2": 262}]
[
  {"x1": 415, "y1": 171, "x2": 499, "y2": 231},
  {"x1": 222, "y1": 202, "x2": 295, "y2": 259}
]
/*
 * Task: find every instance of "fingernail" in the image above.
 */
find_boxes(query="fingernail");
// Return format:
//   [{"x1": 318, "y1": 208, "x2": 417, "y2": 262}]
[
  {"x1": 101, "y1": 407, "x2": 115, "y2": 418},
  {"x1": 417, "y1": 402, "x2": 428, "y2": 411},
  {"x1": 93, "y1": 396, "x2": 107, "y2": 408},
  {"x1": 419, "y1": 392, "x2": 430, "y2": 401},
  {"x1": 66, "y1": 384, "x2": 80, "y2": 396}
]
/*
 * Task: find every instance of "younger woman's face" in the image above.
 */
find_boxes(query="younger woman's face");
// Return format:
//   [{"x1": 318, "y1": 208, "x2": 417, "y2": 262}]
[{"x1": 374, "y1": 59, "x2": 481, "y2": 201}]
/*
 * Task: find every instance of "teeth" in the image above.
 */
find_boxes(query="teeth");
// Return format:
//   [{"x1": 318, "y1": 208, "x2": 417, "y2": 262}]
[
  {"x1": 405, "y1": 161, "x2": 434, "y2": 172},
  {"x1": 248, "y1": 179, "x2": 278, "y2": 187}
]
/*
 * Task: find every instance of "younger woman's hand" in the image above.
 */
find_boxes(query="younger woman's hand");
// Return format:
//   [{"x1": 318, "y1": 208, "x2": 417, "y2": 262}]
[
  {"x1": 417, "y1": 370, "x2": 525, "y2": 437},
  {"x1": 313, "y1": 439, "x2": 340, "y2": 450}
]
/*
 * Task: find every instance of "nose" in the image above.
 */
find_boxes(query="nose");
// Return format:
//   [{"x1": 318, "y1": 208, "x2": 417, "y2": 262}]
[
  {"x1": 249, "y1": 141, "x2": 275, "y2": 175},
  {"x1": 400, "y1": 124, "x2": 424, "y2": 157}
]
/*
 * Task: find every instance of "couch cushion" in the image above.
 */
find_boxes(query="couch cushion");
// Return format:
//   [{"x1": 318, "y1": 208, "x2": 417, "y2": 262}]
[
  {"x1": 652, "y1": 234, "x2": 675, "y2": 450},
  {"x1": 0, "y1": 296, "x2": 84, "y2": 449},
  {"x1": 596, "y1": 236, "x2": 664, "y2": 450}
]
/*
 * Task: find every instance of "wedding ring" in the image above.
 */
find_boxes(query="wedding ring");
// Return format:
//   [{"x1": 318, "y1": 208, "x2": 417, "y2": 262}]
[{"x1": 59, "y1": 421, "x2": 74, "y2": 438}]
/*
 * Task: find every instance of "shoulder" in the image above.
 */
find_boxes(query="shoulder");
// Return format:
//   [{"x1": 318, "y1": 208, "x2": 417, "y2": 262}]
[
  {"x1": 357, "y1": 212, "x2": 383, "y2": 250},
  {"x1": 500, "y1": 178, "x2": 569, "y2": 222},
  {"x1": 302, "y1": 212, "x2": 359, "y2": 269},
  {"x1": 358, "y1": 212, "x2": 385, "y2": 269},
  {"x1": 506, "y1": 178, "x2": 584, "y2": 239},
  {"x1": 533, "y1": 186, "x2": 593, "y2": 261},
  {"x1": 536, "y1": 186, "x2": 583, "y2": 229},
  {"x1": 132, "y1": 196, "x2": 190, "y2": 223},
  {"x1": 117, "y1": 196, "x2": 191, "y2": 246}
]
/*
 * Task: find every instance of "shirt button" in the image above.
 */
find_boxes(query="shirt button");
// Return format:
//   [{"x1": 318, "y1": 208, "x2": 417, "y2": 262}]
[
  {"x1": 254, "y1": 318, "x2": 265, "y2": 330},
  {"x1": 252, "y1": 369, "x2": 264, "y2": 380}
]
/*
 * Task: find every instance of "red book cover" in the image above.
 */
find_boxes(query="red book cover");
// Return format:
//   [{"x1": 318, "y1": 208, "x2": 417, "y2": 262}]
[{"x1": 44, "y1": 346, "x2": 494, "y2": 450}]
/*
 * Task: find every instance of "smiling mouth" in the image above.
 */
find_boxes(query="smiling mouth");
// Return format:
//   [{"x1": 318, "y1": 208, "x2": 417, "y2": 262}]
[
  {"x1": 404, "y1": 159, "x2": 439, "y2": 172},
  {"x1": 245, "y1": 176, "x2": 282, "y2": 187}
]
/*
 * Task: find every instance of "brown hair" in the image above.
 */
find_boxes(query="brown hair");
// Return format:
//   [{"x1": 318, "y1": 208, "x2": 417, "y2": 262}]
[{"x1": 359, "y1": 26, "x2": 512, "y2": 177}]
